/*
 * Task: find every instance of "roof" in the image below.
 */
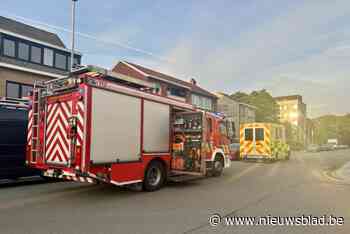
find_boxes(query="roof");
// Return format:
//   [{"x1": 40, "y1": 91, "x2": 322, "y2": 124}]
[
  {"x1": 120, "y1": 61, "x2": 217, "y2": 99},
  {"x1": 0, "y1": 16, "x2": 65, "y2": 48}
]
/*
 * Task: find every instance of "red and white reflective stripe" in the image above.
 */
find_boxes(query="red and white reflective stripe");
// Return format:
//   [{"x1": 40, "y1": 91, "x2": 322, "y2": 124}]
[
  {"x1": 64, "y1": 176, "x2": 95, "y2": 183},
  {"x1": 27, "y1": 109, "x2": 33, "y2": 145},
  {"x1": 45, "y1": 101, "x2": 72, "y2": 164},
  {"x1": 76, "y1": 101, "x2": 84, "y2": 146}
]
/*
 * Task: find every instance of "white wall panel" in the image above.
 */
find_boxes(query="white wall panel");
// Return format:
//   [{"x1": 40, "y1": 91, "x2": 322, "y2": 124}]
[
  {"x1": 143, "y1": 100, "x2": 170, "y2": 153},
  {"x1": 90, "y1": 88, "x2": 141, "y2": 163}
]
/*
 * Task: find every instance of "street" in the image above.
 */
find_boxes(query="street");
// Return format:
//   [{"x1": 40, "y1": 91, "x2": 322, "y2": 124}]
[{"x1": 0, "y1": 149, "x2": 349, "y2": 234}]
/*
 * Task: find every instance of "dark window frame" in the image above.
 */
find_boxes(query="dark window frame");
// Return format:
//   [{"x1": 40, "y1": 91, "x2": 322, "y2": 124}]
[
  {"x1": 0, "y1": 34, "x2": 81, "y2": 71},
  {"x1": 30, "y1": 45, "x2": 43, "y2": 64},
  {"x1": 5, "y1": 81, "x2": 33, "y2": 98},
  {"x1": 17, "y1": 41, "x2": 30, "y2": 61},
  {"x1": 55, "y1": 52, "x2": 68, "y2": 70},
  {"x1": 255, "y1": 128, "x2": 265, "y2": 141},
  {"x1": 245, "y1": 128, "x2": 253, "y2": 141},
  {"x1": 2, "y1": 37, "x2": 16, "y2": 58},
  {"x1": 167, "y1": 86, "x2": 187, "y2": 98}
]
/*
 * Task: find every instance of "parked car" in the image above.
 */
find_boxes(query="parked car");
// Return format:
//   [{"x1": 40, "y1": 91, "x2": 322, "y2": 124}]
[
  {"x1": 0, "y1": 98, "x2": 40, "y2": 180},
  {"x1": 319, "y1": 144, "x2": 334, "y2": 151},
  {"x1": 306, "y1": 144, "x2": 320, "y2": 152},
  {"x1": 229, "y1": 143, "x2": 240, "y2": 160},
  {"x1": 336, "y1": 145, "x2": 349, "y2": 150}
]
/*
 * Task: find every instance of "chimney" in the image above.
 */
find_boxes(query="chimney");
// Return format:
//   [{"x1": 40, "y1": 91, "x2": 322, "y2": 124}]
[{"x1": 190, "y1": 78, "x2": 197, "y2": 85}]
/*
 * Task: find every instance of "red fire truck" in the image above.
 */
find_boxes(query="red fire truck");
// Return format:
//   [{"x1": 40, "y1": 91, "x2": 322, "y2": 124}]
[{"x1": 26, "y1": 66, "x2": 232, "y2": 191}]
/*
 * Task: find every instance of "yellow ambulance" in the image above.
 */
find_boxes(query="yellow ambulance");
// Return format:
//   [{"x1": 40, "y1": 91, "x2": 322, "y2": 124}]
[{"x1": 240, "y1": 123, "x2": 290, "y2": 161}]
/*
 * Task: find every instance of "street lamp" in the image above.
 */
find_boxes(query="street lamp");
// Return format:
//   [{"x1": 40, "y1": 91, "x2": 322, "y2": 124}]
[{"x1": 70, "y1": 0, "x2": 78, "y2": 72}]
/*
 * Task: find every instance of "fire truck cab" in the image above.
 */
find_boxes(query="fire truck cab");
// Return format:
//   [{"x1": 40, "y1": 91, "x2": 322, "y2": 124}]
[{"x1": 26, "y1": 66, "x2": 231, "y2": 191}]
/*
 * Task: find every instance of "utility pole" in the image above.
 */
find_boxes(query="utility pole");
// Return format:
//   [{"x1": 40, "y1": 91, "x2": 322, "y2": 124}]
[{"x1": 70, "y1": 0, "x2": 78, "y2": 72}]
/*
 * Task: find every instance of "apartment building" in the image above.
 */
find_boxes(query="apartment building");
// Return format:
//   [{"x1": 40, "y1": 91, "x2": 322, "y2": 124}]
[
  {"x1": 0, "y1": 16, "x2": 82, "y2": 99},
  {"x1": 274, "y1": 95, "x2": 307, "y2": 145}
]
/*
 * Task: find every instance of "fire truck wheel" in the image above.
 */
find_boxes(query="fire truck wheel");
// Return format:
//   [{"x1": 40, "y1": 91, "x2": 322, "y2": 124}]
[
  {"x1": 143, "y1": 161, "x2": 166, "y2": 192},
  {"x1": 212, "y1": 155, "x2": 224, "y2": 177}
]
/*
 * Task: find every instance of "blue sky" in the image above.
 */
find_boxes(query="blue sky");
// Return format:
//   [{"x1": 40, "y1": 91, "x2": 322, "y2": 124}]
[{"x1": 1, "y1": 0, "x2": 350, "y2": 117}]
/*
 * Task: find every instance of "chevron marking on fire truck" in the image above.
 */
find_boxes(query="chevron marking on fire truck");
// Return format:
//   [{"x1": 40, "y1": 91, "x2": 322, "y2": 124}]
[
  {"x1": 27, "y1": 109, "x2": 33, "y2": 145},
  {"x1": 76, "y1": 101, "x2": 84, "y2": 146},
  {"x1": 45, "y1": 101, "x2": 72, "y2": 164}
]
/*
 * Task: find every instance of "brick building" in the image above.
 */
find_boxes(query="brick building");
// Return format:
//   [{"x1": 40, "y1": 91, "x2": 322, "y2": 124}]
[
  {"x1": 0, "y1": 16, "x2": 81, "y2": 99},
  {"x1": 113, "y1": 61, "x2": 217, "y2": 111}
]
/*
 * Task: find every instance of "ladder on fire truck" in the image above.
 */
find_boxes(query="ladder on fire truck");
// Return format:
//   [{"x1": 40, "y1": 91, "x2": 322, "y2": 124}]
[{"x1": 30, "y1": 81, "x2": 42, "y2": 163}]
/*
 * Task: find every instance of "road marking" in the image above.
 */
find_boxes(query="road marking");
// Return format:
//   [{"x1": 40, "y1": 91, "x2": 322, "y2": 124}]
[
  {"x1": 266, "y1": 162, "x2": 280, "y2": 177},
  {"x1": 228, "y1": 163, "x2": 260, "y2": 183}
]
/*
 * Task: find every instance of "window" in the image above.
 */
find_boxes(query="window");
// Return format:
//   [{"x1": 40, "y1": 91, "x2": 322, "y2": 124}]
[
  {"x1": 152, "y1": 82, "x2": 161, "y2": 95},
  {"x1": 168, "y1": 87, "x2": 186, "y2": 98},
  {"x1": 55, "y1": 53, "x2": 67, "y2": 70},
  {"x1": 245, "y1": 128, "x2": 253, "y2": 141},
  {"x1": 67, "y1": 56, "x2": 80, "y2": 69},
  {"x1": 31, "y1": 46, "x2": 42, "y2": 63},
  {"x1": 6, "y1": 82, "x2": 20, "y2": 98},
  {"x1": 255, "y1": 128, "x2": 264, "y2": 141},
  {"x1": 18, "y1": 42, "x2": 29, "y2": 60},
  {"x1": 6, "y1": 81, "x2": 32, "y2": 98},
  {"x1": 3, "y1": 38, "x2": 15, "y2": 57},
  {"x1": 43, "y1": 48, "x2": 54, "y2": 66},
  {"x1": 191, "y1": 94, "x2": 212, "y2": 110},
  {"x1": 21, "y1": 85, "x2": 32, "y2": 97},
  {"x1": 219, "y1": 122, "x2": 227, "y2": 136}
]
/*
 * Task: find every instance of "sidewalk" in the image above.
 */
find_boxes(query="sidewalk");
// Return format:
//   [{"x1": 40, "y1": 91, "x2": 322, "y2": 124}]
[{"x1": 334, "y1": 162, "x2": 350, "y2": 182}]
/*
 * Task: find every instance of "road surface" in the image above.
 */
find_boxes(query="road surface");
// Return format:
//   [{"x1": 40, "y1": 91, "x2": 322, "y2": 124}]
[{"x1": 0, "y1": 149, "x2": 349, "y2": 234}]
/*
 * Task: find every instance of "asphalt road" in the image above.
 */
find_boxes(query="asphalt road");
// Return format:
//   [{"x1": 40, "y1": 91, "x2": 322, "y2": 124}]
[{"x1": 1, "y1": 149, "x2": 350, "y2": 234}]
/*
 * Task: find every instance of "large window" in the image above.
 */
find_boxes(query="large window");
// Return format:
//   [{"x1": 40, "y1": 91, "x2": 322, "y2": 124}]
[
  {"x1": 245, "y1": 128, "x2": 253, "y2": 141},
  {"x1": 55, "y1": 53, "x2": 67, "y2": 70},
  {"x1": 6, "y1": 81, "x2": 33, "y2": 98},
  {"x1": 43, "y1": 48, "x2": 54, "y2": 66},
  {"x1": 255, "y1": 128, "x2": 265, "y2": 141},
  {"x1": 1, "y1": 34, "x2": 79, "y2": 71},
  {"x1": 3, "y1": 38, "x2": 15, "y2": 57},
  {"x1": 167, "y1": 86, "x2": 186, "y2": 98},
  {"x1": 31, "y1": 46, "x2": 42, "y2": 64},
  {"x1": 18, "y1": 42, "x2": 29, "y2": 60},
  {"x1": 191, "y1": 94, "x2": 213, "y2": 110}
]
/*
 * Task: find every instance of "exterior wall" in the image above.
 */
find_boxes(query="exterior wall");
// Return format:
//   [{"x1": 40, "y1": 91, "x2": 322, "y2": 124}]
[
  {"x1": 216, "y1": 94, "x2": 239, "y2": 139},
  {"x1": 0, "y1": 67, "x2": 51, "y2": 97},
  {"x1": 216, "y1": 93, "x2": 256, "y2": 141},
  {"x1": 239, "y1": 104, "x2": 256, "y2": 124},
  {"x1": 275, "y1": 97, "x2": 307, "y2": 145}
]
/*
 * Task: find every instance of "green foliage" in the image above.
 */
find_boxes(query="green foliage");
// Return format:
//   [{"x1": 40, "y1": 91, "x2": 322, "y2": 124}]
[
  {"x1": 313, "y1": 114, "x2": 350, "y2": 145},
  {"x1": 231, "y1": 89, "x2": 279, "y2": 123},
  {"x1": 283, "y1": 122, "x2": 304, "y2": 150}
]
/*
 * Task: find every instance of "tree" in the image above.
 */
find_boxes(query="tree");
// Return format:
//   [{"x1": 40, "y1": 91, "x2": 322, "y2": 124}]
[
  {"x1": 231, "y1": 89, "x2": 279, "y2": 122},
  {"x1": 313, "y1": 114, "x2": 350, "y2": 145}
]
